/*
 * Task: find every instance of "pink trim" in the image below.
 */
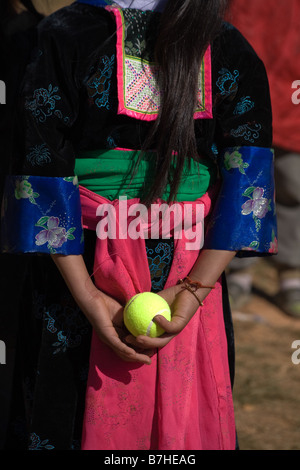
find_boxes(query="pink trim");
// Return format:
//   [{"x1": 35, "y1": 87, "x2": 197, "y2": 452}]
[
  {"x1": 106, "y1": 6, "x2": 157, "y2": 121},
  {"x1": 194, "y1": 46, "x2": 213, "y2": 120},
  {"x1": 106, "y1": 7, "x2": 126, "y2": 117},
  {"x1": 114, "y1": 146, "x2": 136, "y2": 152},
  {"x1": 106, "y1": 6, "x2": 213, "y2": 122}
]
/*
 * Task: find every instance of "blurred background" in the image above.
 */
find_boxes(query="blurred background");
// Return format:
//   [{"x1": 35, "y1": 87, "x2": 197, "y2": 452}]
[
  {"x1": 228, "y1": 0, "x2": 300, "y2": 450},
  {"x1": 231, "y1": 258, "x2": 300, "y2": 450}
]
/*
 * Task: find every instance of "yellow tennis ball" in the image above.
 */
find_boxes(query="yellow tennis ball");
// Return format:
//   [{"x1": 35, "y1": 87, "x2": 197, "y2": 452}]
[{"x1": 123, "y1": 292, "x2": 171, "y2": 337}]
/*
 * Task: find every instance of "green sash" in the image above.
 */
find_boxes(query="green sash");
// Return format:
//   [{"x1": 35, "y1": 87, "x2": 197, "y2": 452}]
[{"x1": 75, "y1": 149, "x2": 216, "y2": 202}]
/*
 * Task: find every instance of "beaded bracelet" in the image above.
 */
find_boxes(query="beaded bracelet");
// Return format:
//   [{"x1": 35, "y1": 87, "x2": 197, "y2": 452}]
[
  {"x1": 185, "y1": 276, "x2": 215, "y2": 290},
  {"x1": 178, "y1": 281, "x2": 203, "y2": 307},
  {"x1": 177, "y1": 277, "x2": 215, "y2": 307}
]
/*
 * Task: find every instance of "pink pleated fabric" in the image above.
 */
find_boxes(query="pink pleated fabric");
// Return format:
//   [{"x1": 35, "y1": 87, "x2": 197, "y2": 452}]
[{"x1": 79, "y1": 186, "x2": 236, "y2": 450}]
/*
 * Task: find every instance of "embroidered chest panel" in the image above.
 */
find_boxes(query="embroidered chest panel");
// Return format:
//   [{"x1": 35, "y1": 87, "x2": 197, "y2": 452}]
[{"x1": 106, "y1": 6, "x2": 212, "y2": 121}]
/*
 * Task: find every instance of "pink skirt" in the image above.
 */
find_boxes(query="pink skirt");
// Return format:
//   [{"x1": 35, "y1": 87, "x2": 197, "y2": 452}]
[{"x1": 79, "y1": 186, "x2": 236, "y2": 450}]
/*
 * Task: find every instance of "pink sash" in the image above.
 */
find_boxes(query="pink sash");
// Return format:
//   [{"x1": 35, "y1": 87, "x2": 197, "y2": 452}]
[{"x1": 80, "y1": 186, "x2": 235, "y2": 450}]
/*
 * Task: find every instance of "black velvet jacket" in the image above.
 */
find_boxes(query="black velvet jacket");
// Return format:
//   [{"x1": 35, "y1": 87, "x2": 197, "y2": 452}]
[{"x1": 12, "y1": 2, "x2": 272, "y2": 179}]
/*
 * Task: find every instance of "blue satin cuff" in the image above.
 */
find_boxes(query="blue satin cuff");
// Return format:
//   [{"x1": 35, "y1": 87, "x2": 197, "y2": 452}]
[
  {"x1": 1, "y1": 175, "x2": 84, "y2": 255},
  {"x1": 204, "y1": 146, "x2": 278, "y2": 256},
  {"x1": 76, "y1": 0, "x2": 110, "y2": 6}
]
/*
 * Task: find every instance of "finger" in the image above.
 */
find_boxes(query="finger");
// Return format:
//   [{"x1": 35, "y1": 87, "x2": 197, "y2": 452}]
[
  {"x1": 112, "y1": 343, "x2": 152, "y2": 364},
  {"x1": 89, "y1": 313, "x2": 152, "y2": 364},
  {"x1": 135, "y1": 348, "x2": 156, "y2": 357},
  {"x1": 126, "y1": 332, "x2": 176, "y2": 350},
  {"x1": 124, "y1": 336, "x2": 156, "y2": 355},
  {"x1": 97, "y1": 326, "x2": 152, "y2": 365},
  {"x1": 154, "y1": 314, "x2": 187, "y2": 334},
  {"x1": 116, "y1": 348, "x2": 153, "y2": 365},
  {"x1": 125, "y1": 334, "x2": 160, "y2": 352}
]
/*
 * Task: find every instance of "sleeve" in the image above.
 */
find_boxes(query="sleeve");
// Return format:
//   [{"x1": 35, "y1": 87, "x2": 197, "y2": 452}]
[
  {"x1": 1, "y1": 19, "x2": 84, "y2": 255},
  {"x1": 204, "y1": 24, "x2": 277, "y2": 257}
]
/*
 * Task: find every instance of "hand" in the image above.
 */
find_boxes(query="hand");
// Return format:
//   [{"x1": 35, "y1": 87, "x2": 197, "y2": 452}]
[
  {"x1": 68, "y1": 277, "x2": 155, "y2": 365},
  {"x1": 51, "y1": 254, "x2": 155, "y2": 365},
  {"x1": 81, "y1": 288, "x2": 155, "y2": 365},
  {"x1": 125, "y1": 284, "x2": 202, "y2": 351}
]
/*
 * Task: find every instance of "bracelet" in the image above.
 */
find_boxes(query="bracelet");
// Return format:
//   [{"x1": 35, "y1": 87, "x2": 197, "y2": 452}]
[
  {"x1": 185, "y1": 276, "x2": 215, "y2": 290},
  {"x1": 177, "y1": 279, "x2": 204, "y2": 307}
]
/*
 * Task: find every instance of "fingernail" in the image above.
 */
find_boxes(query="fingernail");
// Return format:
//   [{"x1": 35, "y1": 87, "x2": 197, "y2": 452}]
[{"x1": 125, "y1": 336, "x2": 134, "y2": 345}]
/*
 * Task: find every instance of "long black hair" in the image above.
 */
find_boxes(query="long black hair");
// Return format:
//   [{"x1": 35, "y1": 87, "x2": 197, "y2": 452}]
[{"x1": 142, "y1": 0, "x2": 228, "y2": 203}]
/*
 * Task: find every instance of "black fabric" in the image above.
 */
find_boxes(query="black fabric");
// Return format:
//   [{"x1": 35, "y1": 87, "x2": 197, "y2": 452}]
[
  {"x1": 11, "y1": 4, "x2": 272, "y2": 179},
  {"x1": 4, "y1": 240, "x2": 94, "y2": 450},
  {"x1": 0, "y1": 6, "x2": 42, "y2": 208},
  {"x1": 20, "y1": 0, "x2": 42, "y2": 17},
  {"x1": 0, "y1": 5, "x2": 44, "y2": 450},
  {"x1": 3, "y1": 235, "x2": 178, "y2": 450}
]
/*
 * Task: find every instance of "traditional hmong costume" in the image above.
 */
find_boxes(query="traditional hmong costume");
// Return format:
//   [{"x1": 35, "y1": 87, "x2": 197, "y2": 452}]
[{"x1": 1, "y1": 0, "x2": 277, "y2": 450}]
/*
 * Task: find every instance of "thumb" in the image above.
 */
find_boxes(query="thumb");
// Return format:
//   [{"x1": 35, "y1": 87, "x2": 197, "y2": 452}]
[{"x1": 154, "y1": 313, "x2": 187, "y2": 335}]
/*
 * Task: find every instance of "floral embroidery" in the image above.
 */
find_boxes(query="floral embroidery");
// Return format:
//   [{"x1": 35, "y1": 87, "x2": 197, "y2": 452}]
[
  {"x1": 86, "y1": 55, "x2": 115, "y2": 109},
  {"x1": 52, "y1": 330, "x2": 83, "y2": 355},
  {"x1": 29, "y1": 432, "x2": 55, "y2": 450},
  {"x1": 34, "y1": 291, "x2": 89, "y2": 355},
  {"x1": 107, "y1": 134, "x2": 118, "y2": 149},
  {"x1": 233, "y1": 96, "x2": 255, "y2": 115},
  {"x1": 245, "y1": 241, "x2": 260, "y2": 251},
  {"x1": 46, "y1": 301, "x2": 89, "y2": 355},
  {"x1": 63, "y1": 176, "x2": 79, "y2": 186},
  {"x1": 35, "y1": 216, "x2": 76, "y2": 253},
  {"x1": 125, "y1": 38, "x2": 147, "y2": 57},
  {"x1": 230, "y1": 123, "x2": 262, "y2": 143},
  {"x1": 15, "y1": 179, "x2": 39, "y2": 205},
  {"x1": 146, "y1": 241, "x2": 173, "y2": 292},
  {"x1": 216, "y1": 68, "x2": 239, "y2": 96},
  {"x1": 122, "y1": 8, "x2": 157, "y2": 62},
  {"x1": 241, "y1": 187, "x2": 272, "y2": 232},
  {"x1": 224, "y1": 149, "x2": 249, "y2": 174},
  {"x1": 71, "y1": 440, "x2": 81, "y2": 450},
  {"x1": 269, "y1": 230, "x2": 278, "y2": 253},
  {"x1": 26, "y1": 143, "x2": 51, "y2": 167},
  {"x1": 52, "y1": 331, "x2": 69, "y2": 354},
  {"x1": 44, "y1": 310, "x2": 57, "y2": 334},
  {"x1": 211, "y1": 143, "x2": 219, "y2": 157},
  {"x1": 25, "y1": 84, "x2": 69, "y2": 123},
  {"x1": 108, "y1": 6, "x2": 211, "y2": 120}
]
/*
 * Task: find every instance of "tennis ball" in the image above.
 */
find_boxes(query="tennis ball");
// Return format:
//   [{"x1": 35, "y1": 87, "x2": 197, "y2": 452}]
[{"x1": 123, "y1": 292, "x2": 171, "y2": 337}]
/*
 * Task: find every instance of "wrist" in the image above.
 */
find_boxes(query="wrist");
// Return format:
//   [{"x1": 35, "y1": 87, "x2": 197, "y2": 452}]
[
  {"x1": 177, "y1": 286, "x2": 203, "y2": 311},
  {"x1": 183, "y1": 275, "x2": 215, "y2": 290},
  {"x1": 177, "y1": 276, "x2": 215, "y2": 307},
  {"x1": 176, "y1": 282, "x2": 205, "y2": 309}
]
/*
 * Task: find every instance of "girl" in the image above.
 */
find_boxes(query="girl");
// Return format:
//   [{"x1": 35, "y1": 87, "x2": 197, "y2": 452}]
[{"x1": 1, "y1": 0, "x2": 276, "y2": 450}]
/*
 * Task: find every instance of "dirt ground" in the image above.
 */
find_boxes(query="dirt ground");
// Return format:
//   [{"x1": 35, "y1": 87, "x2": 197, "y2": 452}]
[{"x1": 232, "y1": 258, "x2": 300, "y2": 450}]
